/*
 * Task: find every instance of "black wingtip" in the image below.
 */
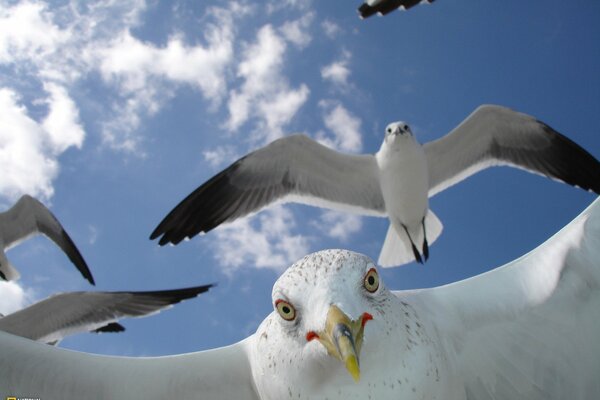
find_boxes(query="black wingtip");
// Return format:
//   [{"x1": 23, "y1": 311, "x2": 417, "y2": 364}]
[
  {"x1": 93, "y1": 322, "x2": 126, "y2": 333},
  {"x1": 130, "y1": 283, "x2": 217, "y2": 303},
  {"x1": 0, "y1": 270, "x2": 6, "y2": 281},
  {"x1": 60, "y1": 230, "x2": 96, "y2": 286}
]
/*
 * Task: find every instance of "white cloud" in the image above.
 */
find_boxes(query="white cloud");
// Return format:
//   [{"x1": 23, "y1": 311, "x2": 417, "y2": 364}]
[
  {"x1": 41, "y1": 83, "x2": 85, "y2": 153},
  {"x1": 203, "y1": 145, "x2": 238, "y2": 169},
  {"x1": 0, "y1": 281, "x2": 28, "y2": 315},
  {"x1": 321, "y1": 50, "x2": 352, "y2": 88},
  {"x1": 225, "y1": 24, "x2": 309, "y2": 143},
  {"x1": 316, "y1": 100, "x2": 362, "y2": 153},
  {"x1": 321, "y1": 19, "x2": 342, "y2": 38},
  {"x1": 279, "y1": 13, "x2": 314, "y2": 48},
  {"x1": 0, "y1": 1, "x2": 68, "y2": 65},
  {"x1": 211, "y1": 205, "x2": 310, "y2": 274},
  {"x1": 0, "y1": 87, "x2": 82, "y2": 201},
  {"x1": 312, "y1": 210, "x2": 363, "y2": 242}
]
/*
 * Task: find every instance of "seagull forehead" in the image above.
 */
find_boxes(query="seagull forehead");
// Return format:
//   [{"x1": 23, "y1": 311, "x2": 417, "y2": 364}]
[{"x1": 273, "y1": 249, "x2": 375, "y2": 300}]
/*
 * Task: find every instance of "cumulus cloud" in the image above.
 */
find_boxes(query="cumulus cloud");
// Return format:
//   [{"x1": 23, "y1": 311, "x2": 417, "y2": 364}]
[
  {"x1": 321, "y1": 19, "x2": 342, "y2": 38},
  {"x1": 321, "y1": 50, "x2": 352, "y2": 88},
  {"x1": 313, "y1": 210, "x2": 363, "y2": 242},
  {"x1": 225, "y1": 24, "x2": 309, "y2": 143},
  {"x1": 316, "y1": 100, "x2": 362, "y2": 153},
  {"x1": 203, "y1": 145, "x2": 239, "y2": 169},
  {"x1": 0, "y1": 281, "x2": 29, "y2": 315},
  {"x1": 279, "y1": 13, "x2": 314, "y2": 48},
  {"x1": 211, "y1": 205, "x2": 310, "y2": 274},
  {"x1": 0, "y1": 87, "x2": 83, "y2": 201}
]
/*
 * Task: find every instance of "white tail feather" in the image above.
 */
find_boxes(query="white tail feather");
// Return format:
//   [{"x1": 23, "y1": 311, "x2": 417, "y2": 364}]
[{"x1": 377, "y1": 210, "x2": 443, "y2": 267}]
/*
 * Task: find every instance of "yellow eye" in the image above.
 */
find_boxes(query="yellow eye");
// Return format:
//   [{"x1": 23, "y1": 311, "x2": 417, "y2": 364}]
[
  {"x1": 364, "y1": 267, "x2": 379, "y2": 293},
  {"x1": 275, "y1": 299, "x2": 296, "y2": 321}
]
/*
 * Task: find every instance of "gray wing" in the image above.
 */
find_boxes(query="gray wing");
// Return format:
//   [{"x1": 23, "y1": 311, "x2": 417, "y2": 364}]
[
  {"x1": 0, "y1": 331, "x2": 260, "y2": 399},
  {"x1": 151, "y1": 134, "x2": 385, "y2": 246},
  {"x1": 0, "y1": 284, "x2": 213, "y2": 344},
  {"x1": 0, "y1": 194, "x2": 94, "y2": 285},
  {"x1": 396, "y1": 198, "x2": 600, "y2": 399},
  {"x1": 424, "y1": 105, "x2": 600, "y2": 197}
]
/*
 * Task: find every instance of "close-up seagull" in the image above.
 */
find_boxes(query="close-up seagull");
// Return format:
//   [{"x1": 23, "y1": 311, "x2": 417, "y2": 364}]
[
  {"x1": 358, "y1": 0, "x2": 435, "y2": 19},
  {"x1": 2, "y1": 197, "x2": 599, "y2": 398},
  {"x1": 0, "y1": 194, "x2": 95, "y2": 284},
  {"x1": 150, "y1": 104, "x2": 600, "y2": 267},
  {"x1": 0, "y1": 284, "x2": 214, "y2": 345}
]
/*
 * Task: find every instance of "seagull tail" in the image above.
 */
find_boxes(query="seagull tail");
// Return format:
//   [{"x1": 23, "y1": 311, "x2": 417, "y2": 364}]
[{"x1": 377, "y1": 210, "x2": 443, "y2": 268}]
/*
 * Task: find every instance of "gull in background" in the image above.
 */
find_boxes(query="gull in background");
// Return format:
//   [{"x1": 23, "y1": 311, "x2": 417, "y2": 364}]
[
  {"x1": 150, "y1": 105, "x2": 600, "y2": 267},
  {"x1": 0, "y1": 194, "x2": 95, "y2": 284},
  {"x1": 358, "y1": 0, "x2": 435, "y2": 19},
  {"x1": 0, "y1": 284, "x2": 213, "y2": 345},
  {"x1": 2, "y1": 198, "x2": 600, "y2": 398}
]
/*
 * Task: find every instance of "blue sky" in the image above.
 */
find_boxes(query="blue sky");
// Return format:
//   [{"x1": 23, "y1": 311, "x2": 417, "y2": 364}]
[{"x1": 0, "y1": 0, "x2": 598, "y2": 356}]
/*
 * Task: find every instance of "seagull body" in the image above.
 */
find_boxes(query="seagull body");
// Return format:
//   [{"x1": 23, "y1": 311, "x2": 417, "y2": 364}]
[
  {"x1": 0, "y1": 285, "x2": 213, "y2": 345},
  {"x1": 151, "y1": 105, "x2": 600, "y2": 267},
  {"x1": 0, "y1": 194, "x2": 94, "y2": 284},
  {"x1": 358, "y1": 0, "x2": 434, "y2": 19},
  {"x1": 3, "y1": 198, "x2": 600, "y2": 398}
]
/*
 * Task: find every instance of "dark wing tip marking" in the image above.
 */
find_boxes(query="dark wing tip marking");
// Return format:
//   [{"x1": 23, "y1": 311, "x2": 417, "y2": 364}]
[
  {"x1": 359, "y1": 0, "x2": 432, "y2": 18},
  {"x1": 93, "y1": 322, "x2": 126, "y2": 333},
  {"x1": 492, "y1": 121, "x2": 600, "y2": 195},
  {"x1": 60, "y1": 230, "x2": 96, "y2": 286},
  {"x1": 125, "y1": 283, "x2": 216, "y2": 303},
  {"x1": 537, "y1": 122, "x2": 600, "y2": 194},
  {"x1": 150, "y1": 160, "x2": 246, "y2": 245}
]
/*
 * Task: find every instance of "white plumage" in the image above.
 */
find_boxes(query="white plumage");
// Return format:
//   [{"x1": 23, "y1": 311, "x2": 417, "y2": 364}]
[{"x1": 2, "y1": 197, "x2": 599, "y2": 399}]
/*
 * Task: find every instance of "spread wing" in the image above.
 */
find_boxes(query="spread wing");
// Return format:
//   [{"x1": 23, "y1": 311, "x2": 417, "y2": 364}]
[
  {"x1": 424, "y1": 105, "x2": 600, "y2": 198},
  {"x1": 396, "y1": 198, "x2": 600, "y2": 399},
  {"x1": 0, "y1": 194, "x2": 94, "y2": 285},
  {"x1": 151, "y1": 134, "x2": 385, "y2": 245},
  {"x1": 0, "y1": 331, "x2": 259, "y2": 399},
  {"x1": 0, "y1": 285, "x2": 213, "y2": 344}
]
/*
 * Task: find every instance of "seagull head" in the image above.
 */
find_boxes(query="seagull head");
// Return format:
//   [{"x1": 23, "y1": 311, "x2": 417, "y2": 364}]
[
  {"x1": 381, "y1": 121, "x2": 416, "y2": 151},
  {"x1": 385, "y1": 121, "x2": 412, "y2": 138},
  {"x1": 252, "y1": 250, "x2": 398, "y2": 398}
]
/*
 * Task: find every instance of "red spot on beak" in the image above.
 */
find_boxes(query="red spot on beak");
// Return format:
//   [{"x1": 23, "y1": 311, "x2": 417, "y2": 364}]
[
  {"x1": 306, "y1": 331, "x2": 320, "y2": 342},
  {"x1": 361, "y1": 312, "x2": 373, "y2": 328}
]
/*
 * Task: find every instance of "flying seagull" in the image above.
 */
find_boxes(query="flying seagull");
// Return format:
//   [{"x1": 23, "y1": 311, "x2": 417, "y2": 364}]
[
  {"x1": 0, "y1": 284, "x2": 214, "y2": 345},
  {"x1": 0, "y1": 194, "x2": 95, "y2": 284},
  {"x1": 2, "y1": 198, "x2": 600, "y2": 398},
  {"x1": 358, "y1": 0, "x2": 434, "y2": 19},
  {"x1": 150, "y1": 104, "x2": 600, "y2": 267}
]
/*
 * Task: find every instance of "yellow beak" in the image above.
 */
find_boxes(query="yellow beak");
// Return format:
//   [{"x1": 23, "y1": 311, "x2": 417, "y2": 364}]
[{"x1": 306, "y1": 305, "x2": 372, "y2": 383}]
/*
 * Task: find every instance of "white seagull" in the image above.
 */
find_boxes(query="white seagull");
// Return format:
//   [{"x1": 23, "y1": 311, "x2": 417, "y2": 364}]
[
  {"x1": 2, "y1": 198, "x2": 599, "y2": 398},
  {"x1": 358, "y1": 0, "x2": 435, "y2": 19},
  {"x1": 0, "y1": 194, "x2": 95, "y2": 284},
  {"x1": 0, "y1": 284, "x2": 213, "y2": 345},
  {"x1": 150, "y1": 105, "x2": 600, "y2": 267}
]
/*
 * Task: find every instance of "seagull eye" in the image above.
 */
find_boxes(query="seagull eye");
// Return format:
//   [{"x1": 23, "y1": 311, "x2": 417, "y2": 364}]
[
  {"x1": 363, "y1": 268, "x2": 379, "y2": 293},
  {"x1": 403, "y1": 124, "x2": 409, "y2": 131},
  {"x1": 386, "y1": 127, "x2": 392, "y2": 134},
  {"x1": 275, "y1": 299, "x2": 296, "y2": 321}
]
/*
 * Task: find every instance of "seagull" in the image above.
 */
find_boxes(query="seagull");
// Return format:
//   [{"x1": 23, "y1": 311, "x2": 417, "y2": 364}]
[
  {"x1": 2, "y1": 198, "x2": 599, "y2": 398},
  {"x1": 0, "y1": 284, "x2": 213, "y2": 345},
  {"x1": 0, "y1": 194, "x2": 95, "y2": 284},
  {"x1": 150, "y1": 105, "x2": 600, "y2": 267},
  {"x1": 358, "y1": 0, "x2": 435, "y2": 19}
]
